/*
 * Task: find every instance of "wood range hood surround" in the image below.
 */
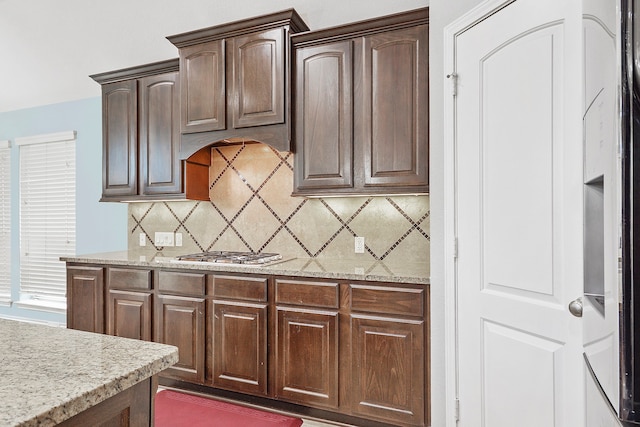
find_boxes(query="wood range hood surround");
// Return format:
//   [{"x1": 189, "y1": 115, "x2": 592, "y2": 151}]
[{"x1": 182, "y1": 138, "x2": 280, "y2": 202}]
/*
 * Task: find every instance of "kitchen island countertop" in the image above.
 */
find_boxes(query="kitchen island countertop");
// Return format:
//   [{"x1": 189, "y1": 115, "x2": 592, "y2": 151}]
[
  {"x1": 0, "y1": 318, "x2": 178, "y2": 426},
  {"x1": 62, "y1": 250, "x2": 429, "y2": 285}
]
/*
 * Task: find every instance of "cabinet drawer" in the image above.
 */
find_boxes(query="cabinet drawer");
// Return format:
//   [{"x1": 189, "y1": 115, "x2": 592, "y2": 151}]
[
  {"x1": 157, "y1": 271, "x2": 206, "y2": 296},
  {"x1": 350, "y1": 285, "x2": 424, "y2": 317},
  {"x1": 211, "y1": 275, "x2": 267, "y2": 302},
  {"x1": 275, "y1": 279, "x2": 339, "y2": 308},
  {"x1": 107, "y1": 267, "x2": 151, "y2": 290}
]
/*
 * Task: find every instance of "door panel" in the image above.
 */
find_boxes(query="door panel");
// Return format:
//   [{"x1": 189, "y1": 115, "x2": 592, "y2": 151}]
[
  {"x1": 351, "y1": 315, "x2": 424, "y2": 426},
  {"x1": 362, "y1": 25, "x2": 428, "y2": 188},
  {"x1": 102, "y1": 81, "x2": 137, "y2": 197},
  {"x1": 482, "y1": 321, "x2": 561, "y2": 426},
  {"x1": 481, "y1": 32, "x2": 555, "y2": 297},
  {"x1": 275, "y1": 307, "x2": 338, "y2": 409},
  {"x1": 211, "y1": 301, "x2": 268, "y2": 396},
  {"x1": 180, "y1": 40, "x2": 226, "y2": 133},
  {"x1": 294, "y1": 41, "x2": 353, "y2": 190},
  {"x1": 107, "y1": 290, "x2": 152, "y2": 341},
  {"x1": 139, "y1": 72, "x2": 182, "y2": 195},
  {"x1": 156, "y1": 295, "x2": 205, "y2": 383},
  {"x1": 231, "y1": 28, "x2": 284, "y2": 128},
  {"x1": 66, "y1": 267, "x2": 104, "y2": 333},
  {"x1": 454, "y1": 1, "x2": 583, "y2": 425}
]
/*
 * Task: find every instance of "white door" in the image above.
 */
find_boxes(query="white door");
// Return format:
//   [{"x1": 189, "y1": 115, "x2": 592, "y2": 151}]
[{"x1": 452, "y1": 0, "x2": 584, "y2": 425}]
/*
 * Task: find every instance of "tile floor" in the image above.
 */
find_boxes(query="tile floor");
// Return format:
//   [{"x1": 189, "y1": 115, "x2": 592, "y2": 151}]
[{"x1": 301, "y1": 418, "x2": 353, "y2": 426}]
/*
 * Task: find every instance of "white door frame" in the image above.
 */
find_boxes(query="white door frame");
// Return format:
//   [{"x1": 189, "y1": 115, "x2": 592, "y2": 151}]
[{"x1": 442, "y1": 1, "x2": 525, "y2": 425}]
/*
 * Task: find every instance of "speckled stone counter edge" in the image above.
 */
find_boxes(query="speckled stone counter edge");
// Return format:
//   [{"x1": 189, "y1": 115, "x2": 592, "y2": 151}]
[
  {"x1": 0, "y1": 319, "x2": 178, "y2": 427},
  {"x1": 36, "y1": 352, "x2": 177, "y2": 426},
  {"x1": 62, "y1": 251, "x2": 429, "y2": 285}
]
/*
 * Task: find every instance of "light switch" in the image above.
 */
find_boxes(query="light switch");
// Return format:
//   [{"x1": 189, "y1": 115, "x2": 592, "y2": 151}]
[{"x1": 154, "y1": 232, "x2": 174, "y2": 247}]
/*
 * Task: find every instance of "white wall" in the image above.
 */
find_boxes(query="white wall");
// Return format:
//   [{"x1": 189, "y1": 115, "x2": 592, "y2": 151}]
[{"x1": 0, "y1": 0, "x2": 427, "y2": 113}]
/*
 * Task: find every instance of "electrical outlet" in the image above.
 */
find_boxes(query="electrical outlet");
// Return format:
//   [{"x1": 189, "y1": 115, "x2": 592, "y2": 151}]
[
  {"x1": 154, "y1": 232, "x2": 174, "y2": 247},
  {"x1": 175, "y1": 233, "x2": 183, "y2": 247},
  {"x1": 139, "y1": 233, "x2": 146, "y2": 246},
  {"x1": 354, "y1": 236, "x2": 365, "y2": 254}
]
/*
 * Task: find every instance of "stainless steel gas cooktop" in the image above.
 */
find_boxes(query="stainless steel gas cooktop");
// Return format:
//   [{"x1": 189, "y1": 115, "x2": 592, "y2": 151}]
[{"x1": 171, "y1": 251, "x2": 282, "y2": 265}]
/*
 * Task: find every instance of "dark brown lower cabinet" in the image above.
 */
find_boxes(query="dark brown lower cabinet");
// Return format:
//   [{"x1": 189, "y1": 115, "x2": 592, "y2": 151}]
[
  {"x1": 66, "y1": 266, "x2": 104, "y2": 333},
  {"x1": 350, "y1": 315, "x2": 425, "y2": 426},
  {"x1": 107, "y1": 289, "x2": 152, "y2": 341},
  {"x1": 156, "y1": 294, "x2": 205, "y2": 384},
  {"x1": 210, "y1": 300, "x2": 268, "y2": 396},
  {"x1": 275, "y1": 307, "x2": 339, "y2": 409},
  {"x1": 66, "y1": 263, "x2": 429, "y2": 427}
]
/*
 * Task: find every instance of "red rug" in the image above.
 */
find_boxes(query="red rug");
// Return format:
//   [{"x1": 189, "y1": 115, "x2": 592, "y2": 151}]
[{"x1": 155, "y1": 390, "x2": 303, "y2": 427}]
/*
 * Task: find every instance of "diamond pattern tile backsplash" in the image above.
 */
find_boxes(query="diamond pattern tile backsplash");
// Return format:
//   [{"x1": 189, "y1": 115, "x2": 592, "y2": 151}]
[{"x1": 128, "y1": 144, "x2": 429, "y2": 264}]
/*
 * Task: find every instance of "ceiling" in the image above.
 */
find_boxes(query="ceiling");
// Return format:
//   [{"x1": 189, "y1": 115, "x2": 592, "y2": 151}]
[{"x1": 0, "y1": 0, "x2": 426, "y2": 113}]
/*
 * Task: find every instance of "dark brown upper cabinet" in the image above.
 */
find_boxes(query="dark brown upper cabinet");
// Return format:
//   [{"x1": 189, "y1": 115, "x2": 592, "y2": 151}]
[
  {"x1": 167, "y1": 10, "x2": 309, "y2": 158},
  {"x1": 292, "y1": 8, "x2": 429, "y2": 196},
  {"x1": 293, "y1": 41, "x2": 354, "y2": 191},
  {"x1": 91, "y1": 60, "x2": 211, "y2": 202}
]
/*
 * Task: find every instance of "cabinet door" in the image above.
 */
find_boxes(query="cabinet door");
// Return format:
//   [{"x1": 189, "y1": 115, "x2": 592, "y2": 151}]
[
  {"x1": 179, "y1": 40, "x2": 226, "y2": 134},
  {"x1": 101, "y1": 80, "x2": 137, "y2": 198},
  {"x1": 210, "y1": 300, "x2": 268, "y2": 396},
  {"x1": 66, "y1": 266, "x2": 104, "y2": 333},
  {"x1": 350, "y1": 315, "x2": 425, "y2": 426},
  {"x1": 230, "y1": 28, "x2": 285, "y2": 128},
  {"x1": 139, "y1": 72, "x2": 183, "y2": 196},
  {"x1": 107, "y1": 289, "x2": 152, "y2": 341},
  {"x1": 275, "y1": 307, "x2": 339, "y2": 409},
  {"x1": 294, "y1": 41, "x2": 353, "y2": 192},
  {"x1": 156, "y1": 294, "x2": 205, "y2": 383},
  {"x1": 360, "y1": 24, "x2": 428, "y2": 189}
]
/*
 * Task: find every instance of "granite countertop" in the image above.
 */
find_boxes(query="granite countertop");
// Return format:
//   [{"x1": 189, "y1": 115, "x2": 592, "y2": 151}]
[
  {"x1": 0, "y1": 319, "x2": 178, "y2": 426},
  {"x1": 62, "y1": 251, "x2": 429, "y2": 285}
]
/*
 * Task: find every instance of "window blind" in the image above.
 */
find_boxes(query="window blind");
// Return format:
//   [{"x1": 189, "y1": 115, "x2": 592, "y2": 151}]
[
  {"x1": 17, "y1": 131, "x2": 76, "y2": 309},
  {"x1": 0, "y1": 141, "x2": 11, "y2": 304}
]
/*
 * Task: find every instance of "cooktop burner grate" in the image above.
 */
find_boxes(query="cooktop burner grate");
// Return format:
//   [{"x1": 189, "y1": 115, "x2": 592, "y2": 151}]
[{"x1": 174, "y1": 251, "x2": 282, "y2": 265}]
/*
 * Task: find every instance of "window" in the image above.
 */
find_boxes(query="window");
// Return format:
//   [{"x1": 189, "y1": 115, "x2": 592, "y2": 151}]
[
  {"x1": 0, "y1": 140, "x2": 10, "y2": 305},
  {"x1": 16, "y1": 131, "x2": 76, "y2": 312}
]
